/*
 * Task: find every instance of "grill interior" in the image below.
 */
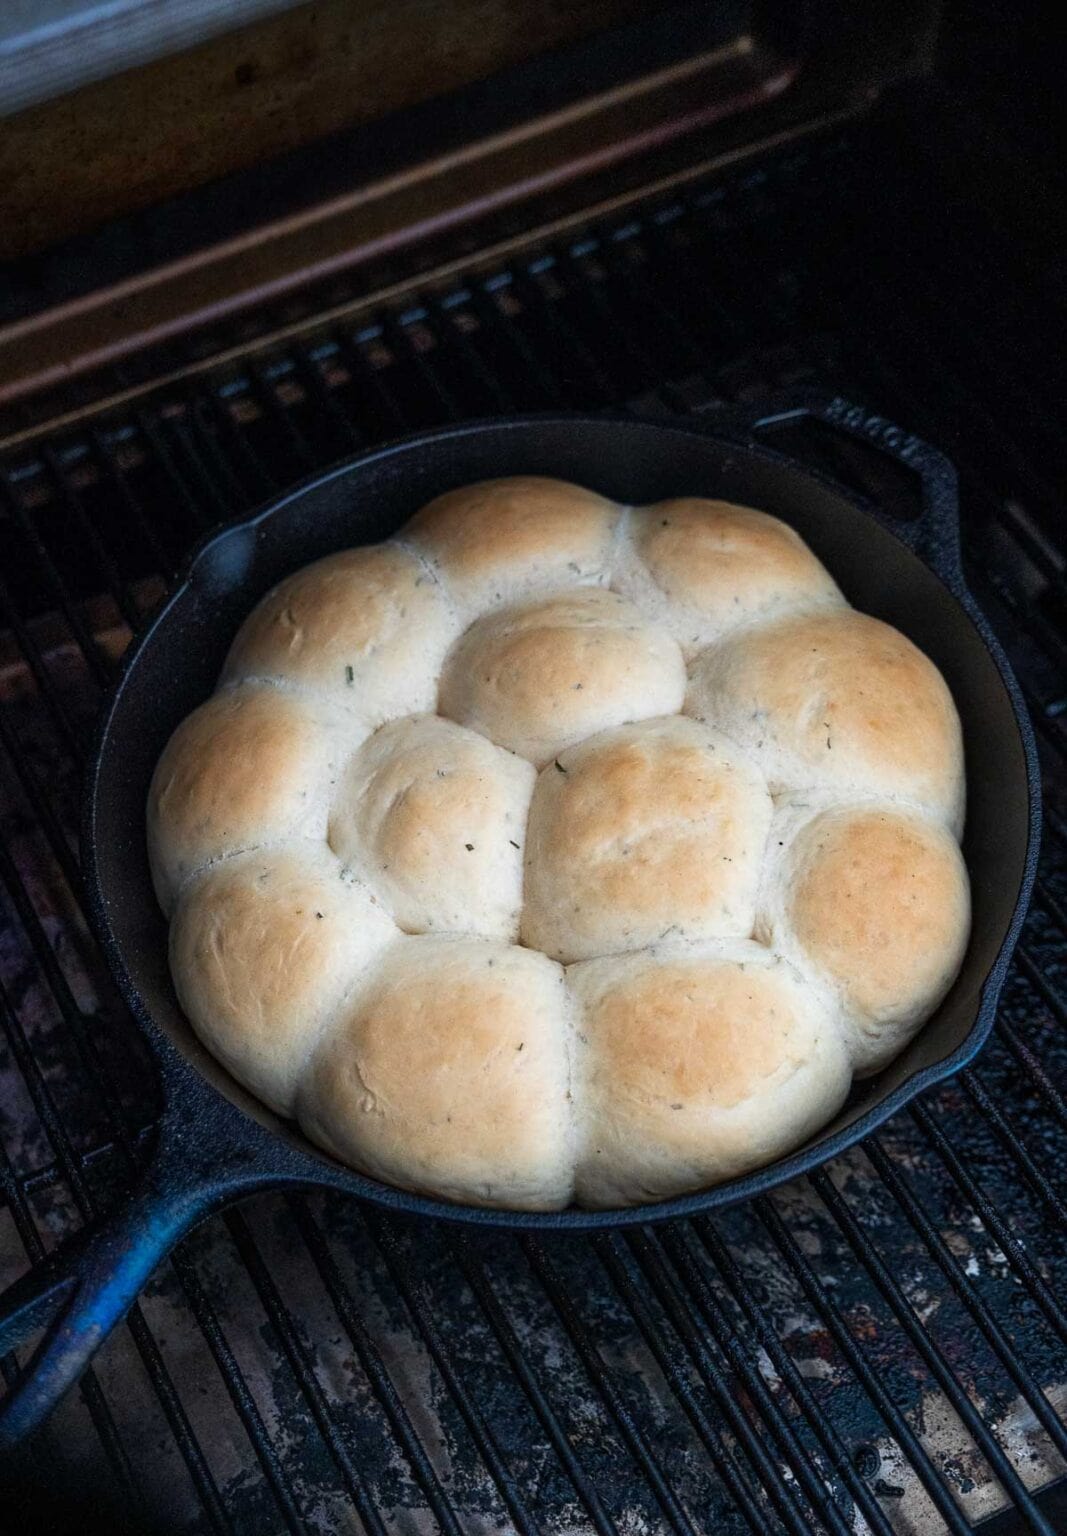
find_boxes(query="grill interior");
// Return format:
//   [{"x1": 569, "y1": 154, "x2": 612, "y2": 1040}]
[{"x1": 1, "y1": 97, "x2": 1066, "y2": 1535}]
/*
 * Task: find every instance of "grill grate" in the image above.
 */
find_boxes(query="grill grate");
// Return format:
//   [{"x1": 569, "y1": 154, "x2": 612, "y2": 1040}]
[{"x1": 2, "y1": 118, "x2": 1067, "y2": 1534}]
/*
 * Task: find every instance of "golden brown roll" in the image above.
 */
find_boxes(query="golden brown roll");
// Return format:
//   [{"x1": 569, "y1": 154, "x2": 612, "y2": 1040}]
[
  {"x1": 686, "y1": 608, "x2": 965, "y2": 833},
  {"x1": 170, "y1": 844, "x2": 398, "y2": 1115},
  {"x1": 147, "y1": 681, "x2": 343, "y2": 915},
  {"x1": 405, "y1": 475, "x2": 621, "y2": 619},
  {"x1": 522, "y1": 716, "x2": 772, "y2": 962},
  {"x1": 757, "y1": 800, "x2": 970, "y2": 1074},
  {"x1": 298, "y1": 937, "x2": 576, "y2": 1209},
  {"x1": 570, "y1": 942, "x2": 851, "y2": 1207},
  {"x1": 221, "y1": 543, "x2": 460, "y2": 731},
  {"x1": 612, "y1": 498, "x2": 843, "y2": 654},
  {"x1": 329, "y1": 714, "x2": 535, "y2": 940},
  {"x1": 438, "y1": 588, "x2": 686, "y2": 766}
]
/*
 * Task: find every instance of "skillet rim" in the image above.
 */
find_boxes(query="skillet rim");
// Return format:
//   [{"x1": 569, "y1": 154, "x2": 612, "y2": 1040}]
[{"x1": 82, "y1": 408, "x2": 1043, "y2": 1232}]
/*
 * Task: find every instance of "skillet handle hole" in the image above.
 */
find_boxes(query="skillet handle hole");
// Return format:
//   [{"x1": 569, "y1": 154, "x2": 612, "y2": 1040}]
[{"x1": 751, "y1": 414, "x2": 924, "y2": 524}]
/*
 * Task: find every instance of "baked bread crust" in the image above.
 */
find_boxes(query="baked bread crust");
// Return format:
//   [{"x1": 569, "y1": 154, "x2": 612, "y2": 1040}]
[{"x1": 148, "y1": 476, "x2": 969, "y2": 1209}]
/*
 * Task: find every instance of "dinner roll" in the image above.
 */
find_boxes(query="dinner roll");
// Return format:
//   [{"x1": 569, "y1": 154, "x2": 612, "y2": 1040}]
[
  {"x1": 298, "y1": 937, "x2": 576, "y2": 1208},
  {"x1": 613, "y1": 498, "x2": 843, "y2": 655},
  {"x1": 522, "y1": 717, "x2": 772, "y2": 963},
  {"x1": 405, "y1": 476, "x2": 620, "y2": 619},
  {"x1": 758, "y1": 801, "x2": 970, "y2": 1074},
  {"x1": 147, "y1": 682, "x2": 342, "y2": 915},
  {"x1": 170, "y1": 845, "x2": 397, "y2": 1115},
  {"x1": 328, "y1": 714, "x2": 535, "y2": 940},
  {"x1": 571, "y1": 942, "x2": 851, "y2": 1207},
  {"x1": 686, "y1": 609, "x2": 965, "y2": 833},
  {"x1": 439, "y1": 589, "x2": 686, "y2": 766},
  {"x1": 221, "y1": 544, "x2": 459, "y2": 731}
]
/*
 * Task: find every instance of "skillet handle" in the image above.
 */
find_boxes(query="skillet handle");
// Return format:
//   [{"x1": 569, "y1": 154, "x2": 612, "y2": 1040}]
[
  {"x1": 710, "y1": 390, "x2": 964, "y2": 587},
  {"x1": 0, "y1": 1087, "x2": 272, "y2": 1452}
]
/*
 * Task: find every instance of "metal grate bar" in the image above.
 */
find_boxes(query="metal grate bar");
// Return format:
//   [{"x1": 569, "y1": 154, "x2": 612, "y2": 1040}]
[
  {"x1": 0, "y1": 711, "x2": 80, "y2": 895},
  {"x1": 88, "y1": 430, "x2": 174, "y2": 576},
  {"x1": 863, "y1": 1138, "x2": 1067, "y2": 1460},
  {"x1": 693, "y1": 1217, "x2": 897, "y2": 1536},
  {"x1": 909, "y1": 1100, "x2": 1067, "y2": 1346},
  {"x1": 363, "y1": 1211, "x2": 543, "y2": 1536},
  {"x1": 222, "y1": 1208, "x2": 390, "y2": 1536},
  {"x1": 286, "y1": 1196, "x2": 467, "y2": 1536},
  {"x1": 756, "y1": 1192, "x2": 978, "y2": 1534},
  {"x1": 167, "y1": 1245, "x2": 308, "y2": 1536},
  {"x1": 622, "y1": 1226, "x2": 820, "y2": 1535},
  {"x1": 386, "y1": 317, "x2": 467, "y2": 424},
  {"x1": 334, "y1": 332, "x2": 408, "y2": 434},
  {"x1": 962, "y1": 1074, "x2": 1067, "y2": 1228},
  {"x1": 0, "y1": 833, "x2": 141, "y2": 1151},
  {"x1": 0, "y1": 477, "x2": 113, "y2": 687},
  {"x1": 469, "y1": 282, "x2": 573, "y2": 409},
  {"x1": 158, "y1": 411, "x2": 245, "y2": 525},
  {"x1": 193, "y1": 393, "x2": 277, "y2": 503},
  {"x1": 0, "y1": 966, "x2": 226, "y2": 1525},
  {"x1": 0, "y1": 997, "x2": 144, "y2": 1509},
  {"x1": 0, "y1": 568, "x2": 86, "y2": 762},
  {"x1": 448, "y1": 1233, "x2": 621, "y2": 1535},
  {"x1": 597, "y1": 232, "x2": 711, "y2": 378},
  {"x1": 246, "y1": 366, "x2": 320, "y2": 474},
  {"x1": 810, "y1": 1169, "x2": 1057, "y2": 1536},
  {"x1": 512, "y1": 267, "x2": 620, "y2": 404},
  {"x1": 591, "y1": 1232, "x2": 776, "y2": 1535},
  {"x1": 520, "y1": 1236, "x2": 701, "y2": 1536},
  {"x1": 1008, "y1": 949, "x2": 1067, "y2": 1048},
  {"x1": 38, "y1": 448, "x2": 144, "y2": 634},
  {"x1": 427, "y1": 300, "x2": 517, "y2": 415},
  {"x1": 654, "y1": 1223, "x2": 854, "y2": 1536},
  {"x1": 291, "y1": 354, "x2": 367, "y2": 454},
  {"x1": 132, "y1": 410, "x2": 216, "y2": 533},
  {"x1": 997, "y1": 1012, "x2": 1067, "y2": 1127}
]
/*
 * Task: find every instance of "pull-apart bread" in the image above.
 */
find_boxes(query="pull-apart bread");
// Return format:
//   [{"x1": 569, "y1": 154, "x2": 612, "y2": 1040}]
[{"x1": 149, "y1": 476, "x2": 968, "y2": 1208}]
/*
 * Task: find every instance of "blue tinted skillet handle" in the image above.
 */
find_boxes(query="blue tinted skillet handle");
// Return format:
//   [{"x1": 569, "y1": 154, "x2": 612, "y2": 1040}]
[
  {"x1": 0, "y1": 1055, "x2": 289, "y2": 1454},
  {"x1": 709, "y1": 390, "x2": 964, "y2": 587}
]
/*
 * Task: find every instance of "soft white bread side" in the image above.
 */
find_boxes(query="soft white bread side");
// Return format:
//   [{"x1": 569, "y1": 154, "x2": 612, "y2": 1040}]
[
  {"x1": 438, "y1": 588, "x2": 686, "y2": 767},
  {"x1": 147, "y1": 681, "x2": 344, "y2": 915},
  {"x1": 221, "y1": 544, "x2": 460, "y2": 731},
  {"x1": 570, "y1": 941, "x2": 851, "y2": 1207},
  {"x1": 404, "y1": 476, "x2": 621, "y2": 619},
  {"x1": 170, "y1": 844, "x2": 398, "y2": 1115},
  {"x1": 757, "y1": 800, "x2": 971, "y2": 1075},
  {"x1": 686, "y1": 608, "x2": 965, "y2": 834},
  {"x1": 297, "y1": 937, "x2": 576, "y2": 1209},
  {"x1": 328, "y1": 714, "x2": 536, "y2": 940},
  {"x1": 522, "y1": 717, "x2": 772, "y2": 963},
  {"x1": 613, "y1": 498, "x2": 843, "y2": 655}
]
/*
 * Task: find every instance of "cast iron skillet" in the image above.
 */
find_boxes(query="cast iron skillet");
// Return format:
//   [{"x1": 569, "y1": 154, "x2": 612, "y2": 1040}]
[{"x1": 0, "y1": 396, "x2": 1041, "y2": 1448}]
